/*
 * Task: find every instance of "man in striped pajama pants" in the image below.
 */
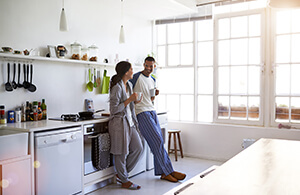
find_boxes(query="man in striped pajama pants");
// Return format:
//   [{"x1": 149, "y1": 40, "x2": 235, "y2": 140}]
[{"x1": 130, "y1": 57, "x2": 186, "y2": 182}]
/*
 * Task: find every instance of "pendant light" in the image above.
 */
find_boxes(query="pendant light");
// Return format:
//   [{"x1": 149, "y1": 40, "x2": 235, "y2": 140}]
[
  {"x1": 268, "y1": 0, "x2": 300, "y2": 8},
  {"x1": 59, "y1": 0, "x2": 68, "y2": 31},
  {"x1": 119, "y1": 0, "x2": 125, "y2": 43}
]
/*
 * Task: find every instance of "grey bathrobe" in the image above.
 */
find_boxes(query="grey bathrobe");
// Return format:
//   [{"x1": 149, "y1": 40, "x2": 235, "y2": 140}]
[{"x1": 109, "y1": 80, "x2": 140, "y2": 155}]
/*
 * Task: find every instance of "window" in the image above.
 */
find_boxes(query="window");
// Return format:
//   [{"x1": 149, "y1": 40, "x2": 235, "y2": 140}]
[
  {"x1": 215, "y1": 11, "x2": 264, "y2": 125},
  {"x1": 155, "y1": 1, "x2": 300, "y2": 127},
  {"x1": 273, "y1": 9, "x2": 300, "y2": 124},
  {"x1": 156, "y1": 22, "x2": 194, "y2": 121}
]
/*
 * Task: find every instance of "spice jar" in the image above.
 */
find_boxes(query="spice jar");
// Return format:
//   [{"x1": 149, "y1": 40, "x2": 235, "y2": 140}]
[
  {"x1": 70, "y1": 41, "x2": 82, "y2": 60},
  {"x1": 81, "y1": 48, "x2": 89, "y2": 61},
  {"x1": 88, "y1": 44, "x2": 98, "y2": 61},
  {"x1": 0, "y1": 105, "x2": 6, "y2": 124}
]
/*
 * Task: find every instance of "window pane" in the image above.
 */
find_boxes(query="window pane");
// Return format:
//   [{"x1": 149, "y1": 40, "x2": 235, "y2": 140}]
[
  {"x1": 291, "y1": 10, "x2": 300, "y2": 33},
  {"x1": 249, "y1": 96, "x2": 260, "y2": 120},
  {"x1": 198, "y1": 20, "x2": 213, "y2": 41},
  {"x1": 248, "y1": 66, "x2": 260, "y2": 95},
  {"x1": 198, "y1": 95, "x2": 213, "y2": 122},
  {"x1": 249, "y1": 37, "x2": 260, "y2": 65},
  {"x1": 181, "y1": 95, "x2": 194, "y2": 121},
  {"x1": 276, "y1": 35, "x2": 291, "y2": 63},
  {"x1": 181, "y1": 43, "x2": 193, "y2": 65},
  {"x1": 168, "y1": 44, "x2": 180, "y2": 66},
  {"x1": 291, "y1": 97, "x2": 300, "y2": 122},
  {"x1": 231, "y1": 38, "x2": 248, "y2": 65},
  {"x1": 249, "y1": 14, "x2": 261, "y2": 36},
  {"x1": 198, "y1": 41, "x2": 213, "y2": 66},
  {"x1": 218, "y1": 40, "x2": 230, "y2": 65},
  {"x1": 231, "y1": 96, "x2": 247, "y2": 119},
  {"x1": 181, "y1": 22, "x2": 193, "y2": 42},
  {"x1": 157, "y1": 46, "x2": 166, "y2": 67},
  {"x1": 231, "y1": 66, "x2": 247, "y2": 94},
  {"x1": 291, "y1": 34, "x2": 300, "y2": 62},
  {"x1": 218, "y1": 67, "x2": 229, "y2": 94},
  {"x1": 166, "y1": 95, "x2": 179, "y2": 120},
  {"x1": 198, "y1": 67, "x2": 213, "y2": 94},
  {"x1": 158, "y1": 68, "x2": 194, "y2": 93},
  {"x1": 291, "y1": 64, "x2": 300, "y2": 94},
  {"x1": 276, "y1": 11, "x2": 291, "y2": 34},
  {"x1": 156, "y1": 94, "x2": 166, "y2": 111},
  {"x1": 218, "y1": 96, "x2": 229, "y2": 118},
  {"x1": 218, "y1": 18, "x2": 230, "y2": 39},
  {"x1": 231, "y1": 16, "x2": 248, "y2": 38},
  {"x1": 275, "y1": 65, "x2": 290, "y2": 95},
  {"x1": 157, "y1": 24, "x2": 166, "y2": 45},
  {"x1": 275, "y1": 97, "x2": 289, "y2": 122},
  {"x1": 168, "y1": 23, "x2": 180, "y2": 43}
]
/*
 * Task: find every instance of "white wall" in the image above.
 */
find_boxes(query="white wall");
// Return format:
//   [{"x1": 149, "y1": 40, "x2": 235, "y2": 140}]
[
  {"x1": 0, "y1": 0, "x2": 152, "y2": 116},
  {"x1": 168, "y1": 121, "x2": 300, "y2": 161}
]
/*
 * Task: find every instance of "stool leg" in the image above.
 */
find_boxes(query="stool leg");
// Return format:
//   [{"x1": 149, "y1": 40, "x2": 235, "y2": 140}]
[
  {"x1": 177, "y1": 132, "x2": 184, "y2": 158},
  {"x1": 168, "y1": 133, "x2": 171, "y2": 155},
  {"x1": 174, "y1": 133, "x2": 178, "y2": 161}
]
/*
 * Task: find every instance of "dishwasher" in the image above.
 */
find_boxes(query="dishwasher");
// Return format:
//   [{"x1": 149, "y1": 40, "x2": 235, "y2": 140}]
[{"x1": 34, "y1": 126, "x2": 83, "y2": 195}]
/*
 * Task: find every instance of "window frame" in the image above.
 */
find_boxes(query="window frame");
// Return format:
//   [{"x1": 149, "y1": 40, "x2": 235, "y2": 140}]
[{"x1": 213, "y1": 9, "x2": 266, "y2": 126}]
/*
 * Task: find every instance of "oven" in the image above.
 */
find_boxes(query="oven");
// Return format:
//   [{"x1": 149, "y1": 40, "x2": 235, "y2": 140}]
[{"x1": 83, "y1": 122, "x2": 115, "y2": 194}]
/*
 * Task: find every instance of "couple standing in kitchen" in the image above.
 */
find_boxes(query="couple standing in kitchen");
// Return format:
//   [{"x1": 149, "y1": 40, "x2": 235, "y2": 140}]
[{"x1": 109, "y1": 57, "x2": 186, "y2": 190}]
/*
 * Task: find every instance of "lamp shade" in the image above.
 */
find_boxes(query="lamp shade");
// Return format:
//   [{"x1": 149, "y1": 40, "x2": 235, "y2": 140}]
[
  {"x1": 60, "y1": 8, "x2": 68, "y2": 31},
  {"x1": 119, "y1": 25, "x2": 125, "y2": 44},
  {"x1": 269, "y1": 0, "x2": 300, "y2": 8}
]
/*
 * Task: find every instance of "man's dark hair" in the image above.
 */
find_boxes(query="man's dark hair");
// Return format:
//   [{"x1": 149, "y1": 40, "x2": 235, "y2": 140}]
[{"x1": 144, "y1": 56, "x2": 155, "y2": 63}]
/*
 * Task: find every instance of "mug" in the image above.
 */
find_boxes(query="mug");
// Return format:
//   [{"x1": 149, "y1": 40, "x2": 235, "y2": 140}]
[
  {"x1": 150, "y1": 88, "x2": 156, "y2": 97},
  {"x1": 136, "y1": 92, "x2": 142, "y2": 101}
]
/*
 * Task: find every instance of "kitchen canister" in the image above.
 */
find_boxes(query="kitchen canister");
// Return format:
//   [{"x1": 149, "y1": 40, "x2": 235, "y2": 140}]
[
  {"x1": 15, "y1": 107, "x2": 21, "y2": 123},
  {"x1": 7, "y1": 110, "x2": 15, "y2": 123},
  {"x1": 0, "y1": 105, "x2": 6, "y2": 124}
]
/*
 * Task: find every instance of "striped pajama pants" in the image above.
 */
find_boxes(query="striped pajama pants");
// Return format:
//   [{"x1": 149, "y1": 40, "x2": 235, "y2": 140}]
[{"x1": 137, "y1": 111, "x2": 174, "y2": 176}]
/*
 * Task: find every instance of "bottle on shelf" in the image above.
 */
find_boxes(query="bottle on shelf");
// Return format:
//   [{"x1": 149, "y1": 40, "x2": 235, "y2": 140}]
[
  {"x1": 38, "y1": 102, "x2": 42, "y2": 120},
  {"x1": 33, "y1": 101, "x2": 38, "y2": 121},
  {"x1": 21, "y1": 103, "x2": 26, "y2": 122},
  {"x1": 0, "y1": 105, "x2": 6, "y2": 124},
  {"x1": 25, "y1": 101, "x2": 31, "y2": 121},
  {"x1": 41, "y1": 99, "x2": 47, "y2": 120}
]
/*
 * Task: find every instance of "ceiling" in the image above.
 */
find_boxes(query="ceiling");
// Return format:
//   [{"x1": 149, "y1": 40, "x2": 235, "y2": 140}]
[{"x1": 124, "y1": 0, "x2": 198, "y2": 20}]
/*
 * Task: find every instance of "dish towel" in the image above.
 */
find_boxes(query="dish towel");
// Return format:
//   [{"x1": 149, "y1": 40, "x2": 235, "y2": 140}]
[{"x1": 91, "y1": 133, "x2": 111, "y2": 170}]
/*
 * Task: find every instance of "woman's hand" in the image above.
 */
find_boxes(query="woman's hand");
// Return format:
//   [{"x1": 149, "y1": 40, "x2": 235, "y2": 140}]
[{"x1": 129, "y1": 92, "x2": 138, "y2": 102}]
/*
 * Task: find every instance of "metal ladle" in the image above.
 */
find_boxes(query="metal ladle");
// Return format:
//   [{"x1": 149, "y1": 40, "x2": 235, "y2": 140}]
[
  {"x1": 5, "y1": 63, "x2": 13, "y2": 92},
  {"x1": 17, "y1": 63, "x2": 23, "y2": 88},
  {"x1": 11, "y1": 63, "x2": 17, "y2": 89},
  {"x1": 27, "y1": 64, "x2": 37, "y2": 92}
]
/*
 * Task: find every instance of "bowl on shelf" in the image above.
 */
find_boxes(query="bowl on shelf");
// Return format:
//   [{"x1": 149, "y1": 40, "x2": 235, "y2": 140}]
[{"x1": 2, "y1": 47, "x2": 13, "y2": 53}]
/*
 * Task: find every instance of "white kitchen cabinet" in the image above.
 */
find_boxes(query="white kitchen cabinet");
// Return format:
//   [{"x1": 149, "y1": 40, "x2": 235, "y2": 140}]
[{"x1": 0, "y1": 155, "x2": 31, "y2": 195}]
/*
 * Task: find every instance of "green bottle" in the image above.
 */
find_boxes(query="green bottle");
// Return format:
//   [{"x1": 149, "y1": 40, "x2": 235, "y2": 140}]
[{"x1": 41, "y1": 99, "x2": 47, "y2": 120}]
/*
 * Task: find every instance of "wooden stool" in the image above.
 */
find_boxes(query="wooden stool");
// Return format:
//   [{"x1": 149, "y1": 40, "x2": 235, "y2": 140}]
[{"x1": 168, "y1": 129, "x2": 183, "y2": 161}]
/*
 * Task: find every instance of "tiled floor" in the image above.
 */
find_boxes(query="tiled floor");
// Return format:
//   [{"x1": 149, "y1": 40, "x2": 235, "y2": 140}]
[{"x1": 87, "y1": 156, "x2": 223, "y2": 195}]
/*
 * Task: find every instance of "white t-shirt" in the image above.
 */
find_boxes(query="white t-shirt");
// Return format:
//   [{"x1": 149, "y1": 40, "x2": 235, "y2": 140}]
[{"x1": 130, "y1": 72, "x2": 155, "y2": 115}]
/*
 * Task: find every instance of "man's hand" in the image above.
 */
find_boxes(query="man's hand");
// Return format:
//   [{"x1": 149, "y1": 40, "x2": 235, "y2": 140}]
[{"x1": 155, "y1": 89, "x2": 159, "y2": 96}]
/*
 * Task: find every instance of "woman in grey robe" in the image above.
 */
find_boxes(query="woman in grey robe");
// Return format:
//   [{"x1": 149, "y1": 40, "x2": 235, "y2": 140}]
[{"x1": 109, "y1": 61, "x2": 143, "y2": 190}]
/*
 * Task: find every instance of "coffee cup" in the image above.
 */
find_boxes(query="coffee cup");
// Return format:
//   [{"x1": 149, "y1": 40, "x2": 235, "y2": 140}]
[
  {"x1": 150, "y1": 88, "x2": 156, "y2": 97},
  {"x1": 136, "y1": 92, "x2": 142, "y2": 101}
]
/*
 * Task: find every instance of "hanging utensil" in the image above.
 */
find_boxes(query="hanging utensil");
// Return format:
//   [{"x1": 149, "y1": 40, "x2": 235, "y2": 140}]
[
  {"x1": 93, "y1": 68, "x2": 97, "y2": 88},
  {"x1": 96, "y1": 70, "x2": 101, "y2": 87},
  {"x1": 87, "y1": 67, "x2": 93, "y2": 92},
  {"x1": 11, "y1": 63, "x2": 17, "y2": 89},
  {"x1": 17, "y1": 63, "x2": 23, "y2": 88},
  {"x1": 101, "y1": 69, "x2": 110, "y2": 94},
  {"x1": 23, "y1": 64, "x2": 30, "y2": 89},
  {"x1": 5, "y1": 63, "x2": 13, "y2": 92},
  {"x1": 27, "y1": 64, "x2": 37, "y2": 92}
]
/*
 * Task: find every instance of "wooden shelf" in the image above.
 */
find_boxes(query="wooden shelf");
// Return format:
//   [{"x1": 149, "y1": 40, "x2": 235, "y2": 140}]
[{"x1": 0, "y1": 53, "x2": 115, "y2": 67}]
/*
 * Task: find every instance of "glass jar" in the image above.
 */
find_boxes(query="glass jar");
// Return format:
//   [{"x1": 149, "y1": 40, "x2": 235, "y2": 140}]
[
  {"x1": 81, "y1": 48, "x2": 89, "y2": 61},
  {"x1": 88, "y1": 44, "x2": 98, "y2": 61},
  {"x1": 70, "y1": 41, "x2": 82, "y2": 60}
]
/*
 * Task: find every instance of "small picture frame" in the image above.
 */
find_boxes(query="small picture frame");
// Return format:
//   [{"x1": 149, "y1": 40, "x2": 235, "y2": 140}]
[{"x1": 47, "y1": 45, "x2": 57, "y2": 58}]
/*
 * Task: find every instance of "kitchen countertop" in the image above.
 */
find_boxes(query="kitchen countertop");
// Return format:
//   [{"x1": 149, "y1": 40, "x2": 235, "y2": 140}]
[{"x1": 0, "y1": 117, "x2": 109, "y2": 132}]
